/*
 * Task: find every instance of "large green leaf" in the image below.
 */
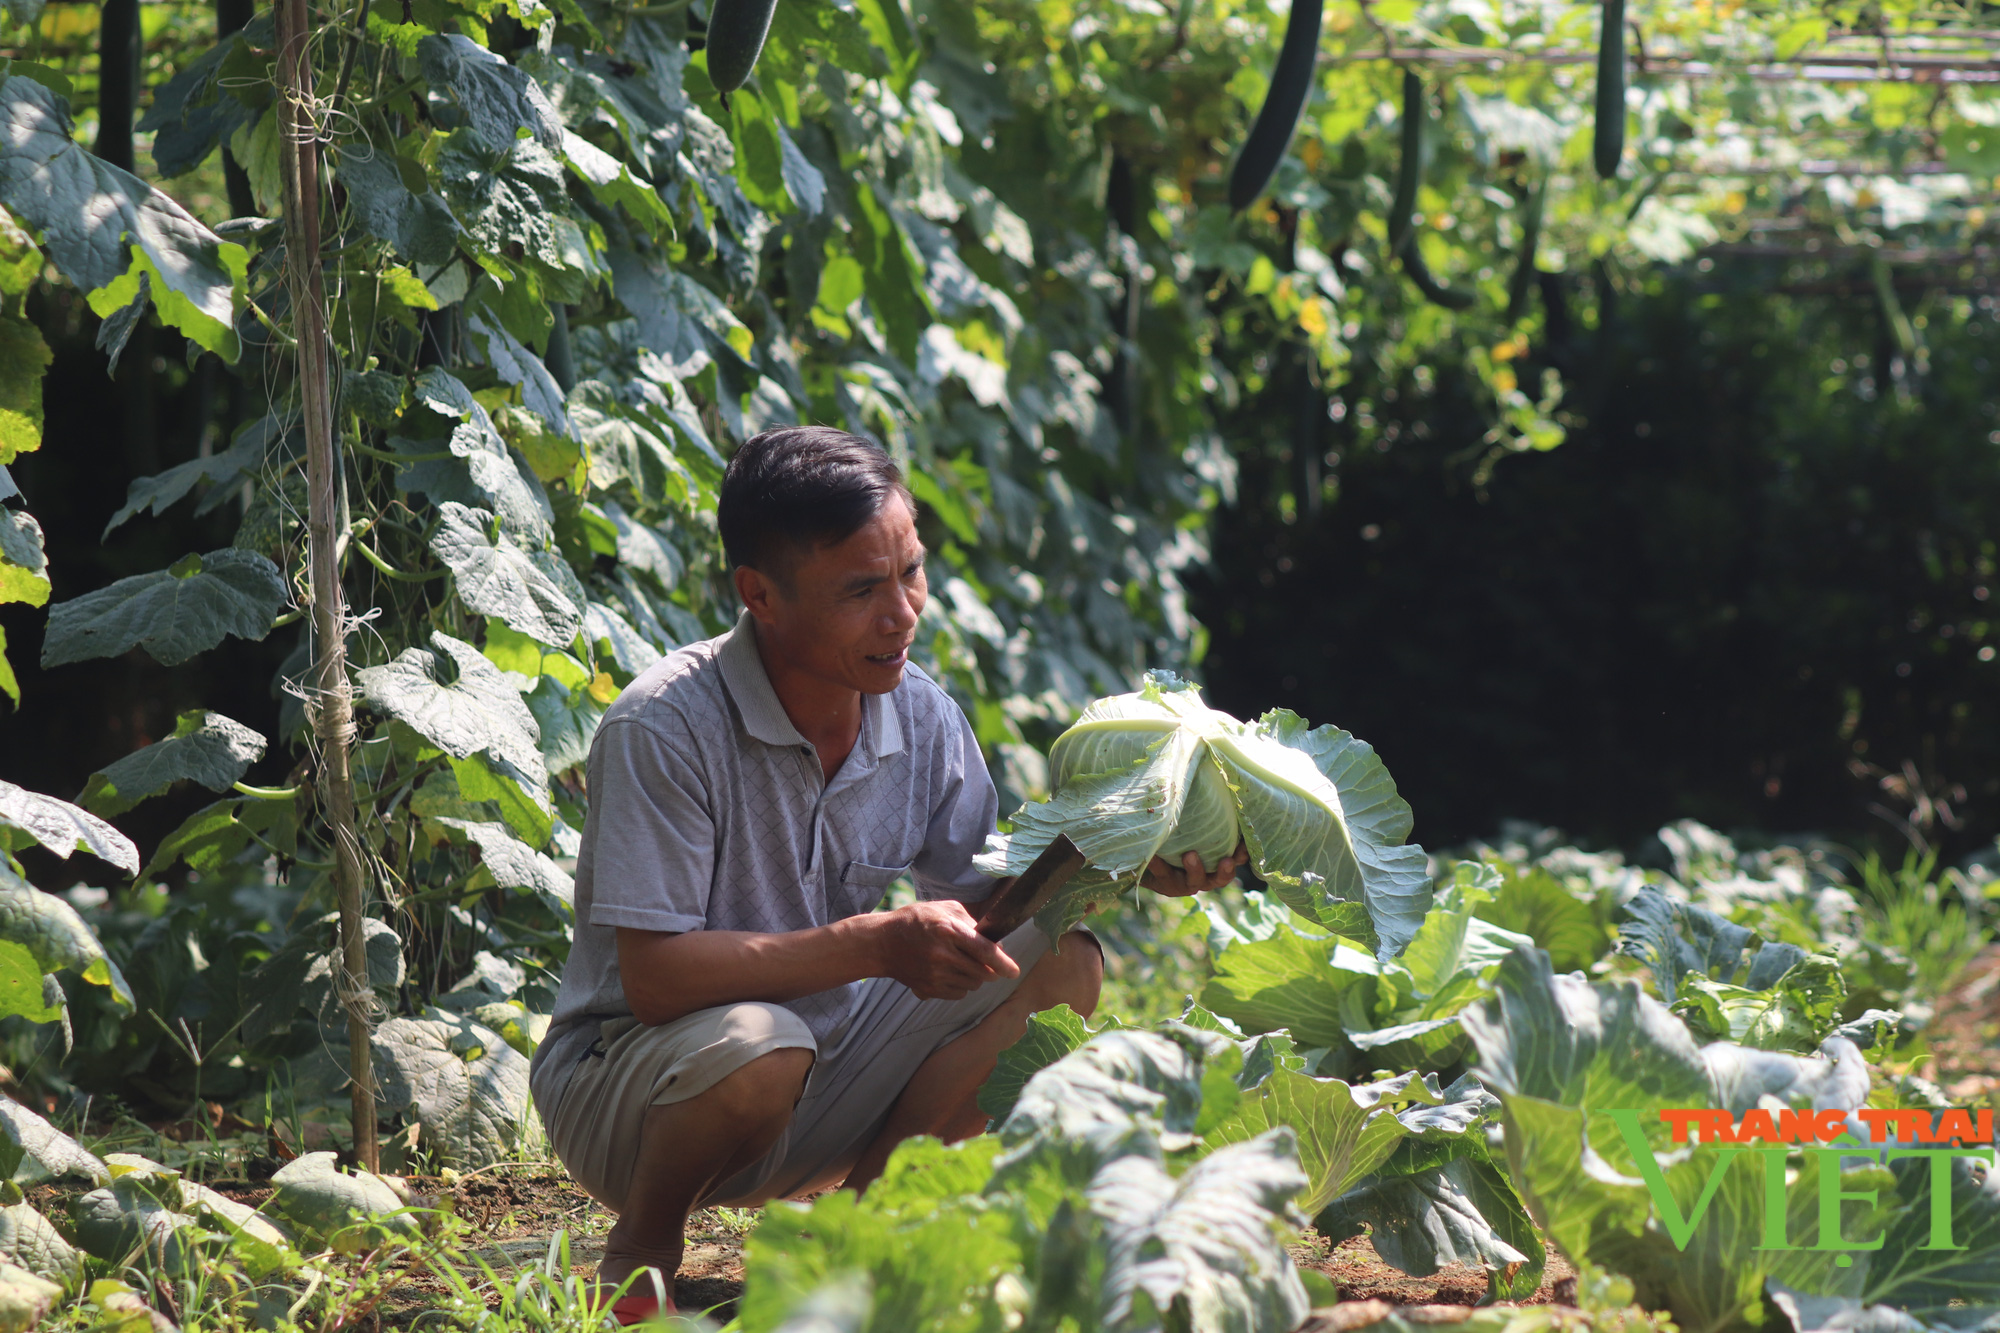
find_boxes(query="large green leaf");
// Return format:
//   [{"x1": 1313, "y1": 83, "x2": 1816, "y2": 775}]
[
  {"x1": 607, "y1": 248, "x2": 751, "y2": 378},
  {"x1": 1472, "y1": 863, "x2": 1611, "y2": 974},
  {"x1": 423, "y1": 816, "x2": 574, "y2": 909},
  {"x1": 468, "y1": 313, "x2": 571, "y2": 439},
  {"x1": 356, "y1": 630, "x2": 546, "y2": 787},
  {"x1": 144, "y1": 794, "x2": 295, "y2": 878},
  {"x1": 77, "y1": 710, "x2": 266, "y2": 817},
  {"x1": 430, "y1": 502, "x2": 582, "y2": 648},
  {"x1": 977, "y1": 1003, "x2": 1094, "y2": 1124},
  {"x1": 132, "y1": 16, "x2": 265, "y2": 179},
  {"x1": 101, "y1": 432, "x2": 262, "y2": 537},
  {"x1": 524, "y1": 673, "x2": 603, "y2": 775},
  {"x1": 1198, "y1": 922, "x2": 1379, "y2": 1051},
  {"x1": 0, "y1": 310, "x2": 49, "y2": 467},
  {"x1": 438, "y1": 134, "x2": 571, "y2": 271},
  {"x1": 739, "y1": 1145, "x2": 1023, "y2": 1333},
  {"x1": 69, "y1": 1180, "x2": 204, "y2": 1274},
  {"x1": 995, "y1": 1028, "x2": 1221, "y2": 1183},
  {"x1": 0, "y1": 780, "x2": 137, "y2": 872},
  {"x1": 1315, "y1": 1150, "x2": 1544, "y2": 1302},
  {"x1": 0, "y1": 1203, "x2": 80, "y2": 1288},
  {"x1": 1202, "y1": 1066, "x2": 1408, "y2": 1215},
  {"x1": 0, "y1": 865, "x2": 133, "y2": 1009},
  {"x1": 267, "y1": 1152, "x2": 419, "y2": 1252},
  {"x1": 1087, "y1": 1129, "x2": 1310, "y2": 1333},
  {"x1": 0, "y1": 74, "x2": 245, "y2": 356},
  {"x1": 0, "y1": 1095, "x2": 107, "y2": 1187},
  {"x1": 39, "y1": 549, "x2": 286, "y2": 668},
  {"x1": 1616, "y1": 886, "x2": 1807, "y2": 1003},
  {"x1": 0, "y1": 509, "x2": 44, "y2": 608},
  {"x1": 331, "y1": 146, "x2": 460, "y2": 267},
  {"x1": 417, "y1": 34, "x2": 563, "y2": 154},
  {"x1": 598, "y1": 499, "x2": 684, "y2": 590},
  {"x1": 1381, "y1": 868, "x2": 1535, "y2": 1014},
  {"x1": 370, "y1": 1011, "x2": 532, "y2": 1168},
  {"x1": 396, "y1": 368, "x2": 555, "y2": 543}
]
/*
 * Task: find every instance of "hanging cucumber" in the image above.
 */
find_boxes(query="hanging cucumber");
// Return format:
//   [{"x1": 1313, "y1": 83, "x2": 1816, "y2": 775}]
[
  {"x1": 1387, "y1": 68, "x2": 1423, "y2": 258},
  {"x1": 1403, "y1": 244, "x2": 1475, "y2": 310},
  {"x1": 1505, "y1": 179, "x2": 1544, "y2": 323},
  {"x1": 1593, "y1": 0, "x2": 1626, "y2": 179},
  {"x1": 707, "y1": 0, "x2": 779, "y2": 94},
  {"x1": 1227, "y1": 0, "x2": 1324, "y2": 212},
  {"x1": 1388, "y1": 70, "x2": 1474, "y2": 311}
]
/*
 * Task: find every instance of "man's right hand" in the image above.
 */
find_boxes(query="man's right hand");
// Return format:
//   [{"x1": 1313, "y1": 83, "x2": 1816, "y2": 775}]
[{"x1": 873, "y1": 900, "x2": 1021, "y2": 1000}]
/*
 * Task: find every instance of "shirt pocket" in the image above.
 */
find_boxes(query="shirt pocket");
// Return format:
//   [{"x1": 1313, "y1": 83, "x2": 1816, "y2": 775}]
[{"x1": 841, "y1": 860, "x2": 913, "y2": 892}]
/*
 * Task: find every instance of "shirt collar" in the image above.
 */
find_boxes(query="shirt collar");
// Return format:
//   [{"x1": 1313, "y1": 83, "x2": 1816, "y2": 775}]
[{"x1": 716, "y1": 610, "x2": 904, "y2": 758}]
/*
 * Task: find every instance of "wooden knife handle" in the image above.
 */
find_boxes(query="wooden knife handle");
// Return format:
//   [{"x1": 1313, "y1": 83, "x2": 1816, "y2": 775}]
[{"x1": 976, "y1": 834, "x2": 1088, "y2": 941}]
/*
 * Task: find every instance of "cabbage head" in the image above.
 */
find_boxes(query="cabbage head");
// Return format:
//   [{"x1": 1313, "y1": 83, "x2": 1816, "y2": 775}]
[{"x1": 975, "y1": 673, "x2": 1433, "y2": 957}]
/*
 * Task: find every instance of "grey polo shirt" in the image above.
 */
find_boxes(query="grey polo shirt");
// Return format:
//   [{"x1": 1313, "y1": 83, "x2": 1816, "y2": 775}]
[{"x1": 531, "y1": 611, "x2": 1003, "y2": 1106}]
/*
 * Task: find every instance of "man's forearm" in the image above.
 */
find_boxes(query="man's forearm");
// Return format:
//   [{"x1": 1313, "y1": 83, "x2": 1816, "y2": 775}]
[
  {"x1": 619, "y1": 917, "x2": 888, "y2": 1026},
  {"x1": 617, "y1": 880, "x2": 1013, "y2": 1026}
]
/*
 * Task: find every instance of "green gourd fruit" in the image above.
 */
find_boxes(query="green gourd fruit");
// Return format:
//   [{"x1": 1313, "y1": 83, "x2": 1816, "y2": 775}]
[
  {"x1": 1389, "y1": 71, "x2": 1473, "y2": 311},
  {"x1": 1227, "y1": 0, "x2": 1324, "y2": 212},
  {"x1": 707, "y1": 0, "x2": 779, "y2": 94},
  {"x1": 1594, "y1": 0, "x2": 1626, "y2": 179}
]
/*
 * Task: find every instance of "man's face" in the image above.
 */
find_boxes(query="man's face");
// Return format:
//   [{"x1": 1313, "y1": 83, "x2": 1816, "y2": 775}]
[{"x1": 738, "y1": 494, "x2": 928, "y2": 696}]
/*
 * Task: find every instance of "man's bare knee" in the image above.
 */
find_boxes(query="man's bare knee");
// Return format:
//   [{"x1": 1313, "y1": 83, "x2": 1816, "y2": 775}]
[{"x1": 1020, "y1": 930, "x2": 1102, "y2": 1019}]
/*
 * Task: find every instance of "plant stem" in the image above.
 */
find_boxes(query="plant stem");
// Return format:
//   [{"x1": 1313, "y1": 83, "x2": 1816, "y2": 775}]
[{"x1": 277, "y1": 0, "x2": 380, "y2": 1174}]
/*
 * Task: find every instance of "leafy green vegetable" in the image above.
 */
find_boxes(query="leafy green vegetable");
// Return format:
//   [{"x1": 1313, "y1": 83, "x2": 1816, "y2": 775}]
[
  {"x1": 1671, "y1": 955, "x2": 1845, "y2": 1051},
  {"x1": 69, "y1": 1181, "x2": 203, "y2": 1274},
  {"x1": 331, "y1": 147, "x2": 461, "y2": 266},
  {"x1": 978, "y1": 1003, "x2": 1096, "y2": 1124},
  {"x1": 1463, "y1": 946, "x2": 1880, "y2": 1333},
  {"x1": 1089, "y1": 1131, "x2": 1310, "y2": 1333},
  {"x1": 101, "y1": 433, "x2": 263, "y2": 537},
  {"x1": 976, "y1": 673, "x2": 1431, "y2": 955},
  {"x1": 77, "y1": 710, "x2": 267, "y2": 816}
]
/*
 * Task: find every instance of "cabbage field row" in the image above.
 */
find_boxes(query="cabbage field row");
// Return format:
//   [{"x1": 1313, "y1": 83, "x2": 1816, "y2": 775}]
[{"x1": 0, "y1": 671, "x2": 1990, "y2": 1332}]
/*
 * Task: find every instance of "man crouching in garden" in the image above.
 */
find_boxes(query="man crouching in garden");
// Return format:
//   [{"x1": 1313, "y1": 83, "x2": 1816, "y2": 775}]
[{"x1": 529, "y1": 425, "x2": 1244, "y2": 1319}]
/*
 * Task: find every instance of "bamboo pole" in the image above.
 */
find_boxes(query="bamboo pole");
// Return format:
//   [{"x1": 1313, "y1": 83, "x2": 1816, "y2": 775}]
[{"x1": 274, "y1": 0, "x2": 379, "y2": 1172}]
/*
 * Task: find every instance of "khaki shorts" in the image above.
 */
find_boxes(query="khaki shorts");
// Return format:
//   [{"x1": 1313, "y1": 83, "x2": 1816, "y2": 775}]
[{"x1": 535, "y1": 920, "x2": 1057, "y2": 1212}]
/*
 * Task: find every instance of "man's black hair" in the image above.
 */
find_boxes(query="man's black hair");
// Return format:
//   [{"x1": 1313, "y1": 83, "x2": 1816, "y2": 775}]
[{"x1": 718, "y1": 426, "x2": 912, "y2": 579}]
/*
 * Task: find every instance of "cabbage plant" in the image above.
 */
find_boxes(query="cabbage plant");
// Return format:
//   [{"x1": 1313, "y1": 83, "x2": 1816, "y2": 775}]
[{"x1": 977, "y1": 673, "x2": 1433, "y2": 956}]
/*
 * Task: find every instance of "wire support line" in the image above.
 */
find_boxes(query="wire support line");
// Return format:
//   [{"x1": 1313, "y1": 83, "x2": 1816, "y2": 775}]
[{"x1": 1326, "y1": 47, "x2": 2000, "y2": 82}]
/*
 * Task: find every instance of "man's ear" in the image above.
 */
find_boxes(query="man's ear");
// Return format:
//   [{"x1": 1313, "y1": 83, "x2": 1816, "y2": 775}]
[{"x1": 735, "y1": 564, "x2": 777, "y2": 625}]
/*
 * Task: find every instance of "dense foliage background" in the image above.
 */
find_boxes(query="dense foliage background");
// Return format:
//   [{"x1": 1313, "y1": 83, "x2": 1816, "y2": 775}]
[{"x1": 0, "y1": 0, "x2": 1994, "y2": 1150}]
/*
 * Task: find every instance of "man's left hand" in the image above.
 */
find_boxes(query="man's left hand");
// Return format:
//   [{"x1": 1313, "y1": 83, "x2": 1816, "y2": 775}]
[{"x1": 1141, "y1": 842, "x2": 1250, "y2": 898}]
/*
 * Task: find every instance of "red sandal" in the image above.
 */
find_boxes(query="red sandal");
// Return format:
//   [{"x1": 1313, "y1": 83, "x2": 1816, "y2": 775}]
[{"x1": 609, "y1": 1294, "x2": 669, "y2": 1326}]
